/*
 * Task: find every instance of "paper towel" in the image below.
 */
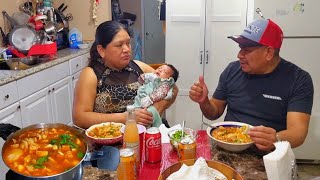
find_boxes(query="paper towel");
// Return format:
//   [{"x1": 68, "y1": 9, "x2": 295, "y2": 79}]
[
  {"x1": 263, "y1": 141, "x2": 296, "y2": 180},
  {"x1": 167, "y1": 157, "x2": 227, "y2": 180},
  {"x1": 159, "y1": 124, "x2": 182, "y2": 143}
]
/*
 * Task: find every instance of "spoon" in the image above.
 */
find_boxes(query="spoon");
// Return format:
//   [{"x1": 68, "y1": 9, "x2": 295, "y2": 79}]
[{"x1": 181, "y1": 120, "x2": 185, "y2": 138}]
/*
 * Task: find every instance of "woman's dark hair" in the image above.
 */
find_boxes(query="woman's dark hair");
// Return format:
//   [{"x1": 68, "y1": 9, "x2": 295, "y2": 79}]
[
  {"x1": 167, "y1": 64, "x2": 179, "y2": 82},
  {"x1": 89, "y1": 21, "x2": 131, "y2": 67}
]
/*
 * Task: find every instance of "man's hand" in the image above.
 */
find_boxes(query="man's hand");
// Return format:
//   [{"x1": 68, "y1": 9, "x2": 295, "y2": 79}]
[
  {"x1": 189, "y1": 75, "x2": 209, "y2": 104},
  {"x1": 248, "y1": 125, "x2": 278, "y2": 151}
]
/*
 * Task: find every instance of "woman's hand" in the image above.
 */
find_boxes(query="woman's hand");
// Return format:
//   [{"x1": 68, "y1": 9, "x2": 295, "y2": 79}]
[
  {"x1": 135, "y1": 108, "x2": 153, "y2": 126},
  {"x1": 248, "y1": 125, "x2": 278, "y2": 151}
]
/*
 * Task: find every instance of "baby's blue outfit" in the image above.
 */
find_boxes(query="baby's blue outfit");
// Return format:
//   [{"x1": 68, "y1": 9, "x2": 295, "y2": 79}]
[{"x1": 133, "y1": 74, "x2": 175, "y2": 127}]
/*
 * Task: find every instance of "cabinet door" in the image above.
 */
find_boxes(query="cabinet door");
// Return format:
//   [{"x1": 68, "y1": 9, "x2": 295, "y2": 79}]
[
  {"x1": 20, "y1": 87, "x2": 52, "y2": 127},
  {"x1": 0, "y1": 102, "x2": 22, "y2": 179},
  {"x1": 50, "y1": 77, "x2": 72, "y2": 124},
  {"x1": 71, "y1": 71, "x2": 81, "y2": 104},
  {"x1": 202, "y1": 0, "x2": 247, "y2": 126},
  {"x1": 166, "y1": 0, "x2": 205, "y2": 128}
]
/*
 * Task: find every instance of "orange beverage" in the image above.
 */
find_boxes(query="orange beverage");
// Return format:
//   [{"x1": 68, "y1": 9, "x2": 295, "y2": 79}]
[
  {"x1": 178, "y1": 137, "x2": 197, "y2": 160},
  {"x1": 117, "y1": 148, "x2": 137, "y2": 180},
  {"x1": 123, "y1": 105, "x2": 140, "y2": 169}
]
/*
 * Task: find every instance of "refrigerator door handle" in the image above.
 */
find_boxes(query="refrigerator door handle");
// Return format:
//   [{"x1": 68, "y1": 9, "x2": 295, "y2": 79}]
[{"x1": 200, "y1": 51, "x2": 203, "y2": 64}]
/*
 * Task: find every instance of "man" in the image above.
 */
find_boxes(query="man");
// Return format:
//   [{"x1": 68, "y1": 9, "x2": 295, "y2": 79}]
[{"x1": 189, "y1": 19, "x2": 314, "y2": 151}]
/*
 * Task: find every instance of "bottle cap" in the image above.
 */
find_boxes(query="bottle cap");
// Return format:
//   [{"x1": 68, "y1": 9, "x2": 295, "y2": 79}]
[{"x1": 127, "y1": 105, "x2": 135, "y2": 111}]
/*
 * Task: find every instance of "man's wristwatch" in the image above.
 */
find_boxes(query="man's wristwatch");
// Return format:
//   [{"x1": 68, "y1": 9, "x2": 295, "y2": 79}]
[{"x1": 276, "y1": 133, "x2": 281, "y2": 142}]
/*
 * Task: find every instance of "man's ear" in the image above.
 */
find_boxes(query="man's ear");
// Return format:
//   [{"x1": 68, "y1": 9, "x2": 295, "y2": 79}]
[
  {"x1": 97, "y1": 45, "x2": 105, "y2": 58},
  {"x1": 266, "y1": 47, "x2": 275, "y2": 61}
]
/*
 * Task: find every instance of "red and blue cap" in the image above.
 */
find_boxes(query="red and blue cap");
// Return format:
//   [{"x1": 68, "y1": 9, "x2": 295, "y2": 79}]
[{"x1": 228, "y1": 19, "x2": 283, "y2": 49}]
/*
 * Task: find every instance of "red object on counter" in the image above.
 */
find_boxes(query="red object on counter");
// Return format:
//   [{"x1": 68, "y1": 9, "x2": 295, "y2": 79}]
[
  {"x1": 145, "y1": 127, "x2": 162, "y2": 163},
  {"x1": 9, "y1": 42, "x2": 57, "y2": 58},
  {"x1": 138, "y1": 130, "x2": 212, "y2": 180}
]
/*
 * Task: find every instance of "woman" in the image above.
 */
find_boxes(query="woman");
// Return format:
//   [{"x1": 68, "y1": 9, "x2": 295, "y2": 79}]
[{"x1": 72, "y1": 21, "x2": 178, "y2": 129}]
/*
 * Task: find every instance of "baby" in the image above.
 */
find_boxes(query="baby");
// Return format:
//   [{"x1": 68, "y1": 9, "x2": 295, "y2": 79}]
[{"x1": 133, "y1": 64, "x2": 179, "y2": 127}]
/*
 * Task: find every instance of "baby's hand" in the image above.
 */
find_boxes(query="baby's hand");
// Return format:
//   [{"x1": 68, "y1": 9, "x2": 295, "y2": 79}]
[{"x1": 141, "y1": 96, "x2": 153, "y2": 108}]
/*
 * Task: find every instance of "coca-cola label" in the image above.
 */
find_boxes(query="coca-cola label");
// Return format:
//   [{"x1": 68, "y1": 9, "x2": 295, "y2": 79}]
[{"x1": 146, "y1": 137, "x2": 161, "y2": 148}]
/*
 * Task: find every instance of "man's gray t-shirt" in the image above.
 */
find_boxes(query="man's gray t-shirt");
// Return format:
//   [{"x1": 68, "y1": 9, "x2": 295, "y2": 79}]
[{"x1": 213, "y1": 59, "x2": 313, "y2": 132}]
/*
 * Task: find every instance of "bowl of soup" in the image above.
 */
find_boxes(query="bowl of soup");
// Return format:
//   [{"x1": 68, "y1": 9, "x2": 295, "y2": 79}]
[
  {"x1": 85, "y1": 122, "x2": 124, "y2": 145},
  {"x1": 206, "y1": 121, "x2": 254, "y2": 152},
  {"x1": 1, "y1": 123, "x2": 87, "y2": 179}
]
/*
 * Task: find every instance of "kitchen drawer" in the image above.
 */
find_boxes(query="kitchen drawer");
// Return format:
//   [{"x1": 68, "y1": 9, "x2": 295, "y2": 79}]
[
  {"x1": 17, "y1": 61, "x2": 70, "y2": 99},
  {"x1": 69, "y1": 56, "x2": 83, "y2": 74},
  {"x1": 0, "y1": 81, "x2": 19, "y2": 110}
]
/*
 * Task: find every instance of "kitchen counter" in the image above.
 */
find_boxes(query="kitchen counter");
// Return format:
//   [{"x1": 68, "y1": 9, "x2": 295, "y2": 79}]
[{"x1": 0, "y1": 48, "x2": 90, "y2": 86}]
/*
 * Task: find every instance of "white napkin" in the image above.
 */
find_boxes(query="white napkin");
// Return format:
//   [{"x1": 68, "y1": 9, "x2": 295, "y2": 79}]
[
  {"x1": 263, "y1": 141, "x2": 296, "y2": 180},
  {"x1": 167, "y1": 157, "x2": 227, "y2": 180},
  {"x1": 159, "y1": 124, "x2": 182, "y2": 143}
]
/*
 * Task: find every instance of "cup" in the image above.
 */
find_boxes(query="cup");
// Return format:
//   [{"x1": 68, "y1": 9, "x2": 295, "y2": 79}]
[
  {"x1": 177, "y1": 128, "x2": 197, "y2": 160},
  {"x1": 137, "y1": 124, "x2": 146, "y2": 159}
]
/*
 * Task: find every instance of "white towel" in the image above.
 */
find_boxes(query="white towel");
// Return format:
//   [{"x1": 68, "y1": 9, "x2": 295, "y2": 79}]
[
  {"x1": 167, "y1": 157, "x2": 227, "y2": 180},
  {"x1": 158, "y1": 124, "x2": 182, "y2": 143},
  {"x1": 263, "y1": 141, "x2": 296, "y2": 180}
]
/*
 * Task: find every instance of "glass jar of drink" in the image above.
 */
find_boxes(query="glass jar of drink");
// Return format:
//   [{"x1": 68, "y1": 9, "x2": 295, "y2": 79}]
[
  {"x1": 117, "y1": 148, "x2": 137, "y2": 180},
  {"x1": 178, "y1": 128, "x2": 197, "y2": 160}
]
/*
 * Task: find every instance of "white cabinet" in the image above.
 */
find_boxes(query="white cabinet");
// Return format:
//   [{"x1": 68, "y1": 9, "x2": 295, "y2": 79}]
[
  {"x1": 0, "y1": 81, "x2": 19, "y2": 110},
  {"x1": 0, "y1": 102, "x2": 22, "y2": 178},
  {"x1": 71, "y1": 71, "x2": 81, "y2": 104},
  {"x1": 20, "y1": 87, "x2": 52, "y2": 127},
  {"x1": 166, "y1": 0, "x2": 247, "y2": 129},
  {"x1": 50, "y1": 77, "x2": 73, "y2": 124},
  {"x1": 19, "y1": 76, "x2": 72, "y2": 127}
]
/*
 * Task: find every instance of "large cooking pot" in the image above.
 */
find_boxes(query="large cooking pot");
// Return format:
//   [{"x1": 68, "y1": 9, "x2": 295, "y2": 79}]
[{"x1": 1, "y1": 123, "x2": 88, "y2": 180}]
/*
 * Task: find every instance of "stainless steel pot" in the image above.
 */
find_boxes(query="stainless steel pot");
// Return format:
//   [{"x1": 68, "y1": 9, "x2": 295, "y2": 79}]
[
  {"x1": 8, "y1": 25, "x2": 38, "y2": 55},
  {"x1": 2, "y1": 123, "x2": 88, "y2": 180}
]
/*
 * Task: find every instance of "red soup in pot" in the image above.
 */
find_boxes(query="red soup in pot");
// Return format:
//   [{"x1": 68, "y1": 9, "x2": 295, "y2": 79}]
[{"x1": 3, "y1": 127, "x2": 86, "y2": 177}]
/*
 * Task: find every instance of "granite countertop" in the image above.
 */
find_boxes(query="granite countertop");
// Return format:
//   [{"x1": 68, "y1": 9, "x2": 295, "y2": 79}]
[
  {"x1": 0, "y1": 48, "x2": 90, "y2": 86},
  {"x1": 212, "y1": 146, "x2": 268, "y2": 180}
]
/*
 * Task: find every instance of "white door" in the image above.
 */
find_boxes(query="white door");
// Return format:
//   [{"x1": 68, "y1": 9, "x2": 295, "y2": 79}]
[
  {"x1": 50, "y1": 77, "x2": 73, "y2": 124},
  {"x1": 201, "y1": 0, "x2": 247, "y2": 126},
  {"x1": 142, "y1": 0, "x2": 165, "y2": 63},
  {"x1": 166, "y1": 0, "x2": 205, "y2": 129},
  {"x1": 20, "y1": 87, "x2": 52, "y2": 127},
  {"x1": 0, "y1": 102, "x2": 22, "y2": 179}
]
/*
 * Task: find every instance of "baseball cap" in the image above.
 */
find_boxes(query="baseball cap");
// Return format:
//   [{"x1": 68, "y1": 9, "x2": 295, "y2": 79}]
[{"x1": 228, "y1": 19, "x2": 283, "y2": 49}]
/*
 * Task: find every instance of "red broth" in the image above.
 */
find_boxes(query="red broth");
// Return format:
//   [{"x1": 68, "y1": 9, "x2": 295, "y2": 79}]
[{"x1": 3, "y1": 127, "x2": 86, "y2": 177}]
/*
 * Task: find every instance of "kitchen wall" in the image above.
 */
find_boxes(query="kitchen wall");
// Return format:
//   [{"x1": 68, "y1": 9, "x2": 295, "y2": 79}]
[{"x1": 0, "y1": 0, "x2": 112, "y2": 45}]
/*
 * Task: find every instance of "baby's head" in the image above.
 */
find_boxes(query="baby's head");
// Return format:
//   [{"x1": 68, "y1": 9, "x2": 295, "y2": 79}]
[{"x1": 155, "y1": 64, "x2": 179, "y2": 82}]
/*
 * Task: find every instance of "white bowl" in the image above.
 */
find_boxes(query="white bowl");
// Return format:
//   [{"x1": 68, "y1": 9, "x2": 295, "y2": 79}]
[
  {"x1": 77, "y1": 43, "x2": 90, "y2": 49},
  {"x1": 206, "y1": 121, "x2": 254, "y2": 152}
]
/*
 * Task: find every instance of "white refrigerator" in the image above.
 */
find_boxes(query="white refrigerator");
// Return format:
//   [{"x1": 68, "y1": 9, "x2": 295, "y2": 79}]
[{"x1": 248, "y1": 0, "x2": 320, "y2": 162}]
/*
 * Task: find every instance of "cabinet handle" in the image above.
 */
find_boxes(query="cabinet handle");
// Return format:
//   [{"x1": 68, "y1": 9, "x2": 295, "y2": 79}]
[
  {"x1": 76, "y1": 64, "x2": 79, "y2": 68},
  {"x1": 52, "y1": 88, "x2": 55, "y2": 91},
  {"x1": 48, "y1": 90, "x2": 51, "y2": 93},
  {"x1": 17, "y1": 105, "x2": 21, "y2": 110},
  {"x1": 200, "y1": 51, "x2": 203, "y2": 64},
  {"x1": 4, "y1": 94, "x2": 9, "y2": 99},
  {"x1": 206, "y1": 51, "x2": 209, "y2": 64},
  {"x1": 72, "y1": 77, "x2": 75, "y2": 80}
]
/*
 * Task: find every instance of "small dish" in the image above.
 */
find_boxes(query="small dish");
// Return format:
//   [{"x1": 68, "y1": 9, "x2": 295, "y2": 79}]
[
  {"x1": 77, "y1": 43, "x2": 90, "y2": 49},
  {"x1": 168, "y1": 128, "x2": 195, "y2": 151}
]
